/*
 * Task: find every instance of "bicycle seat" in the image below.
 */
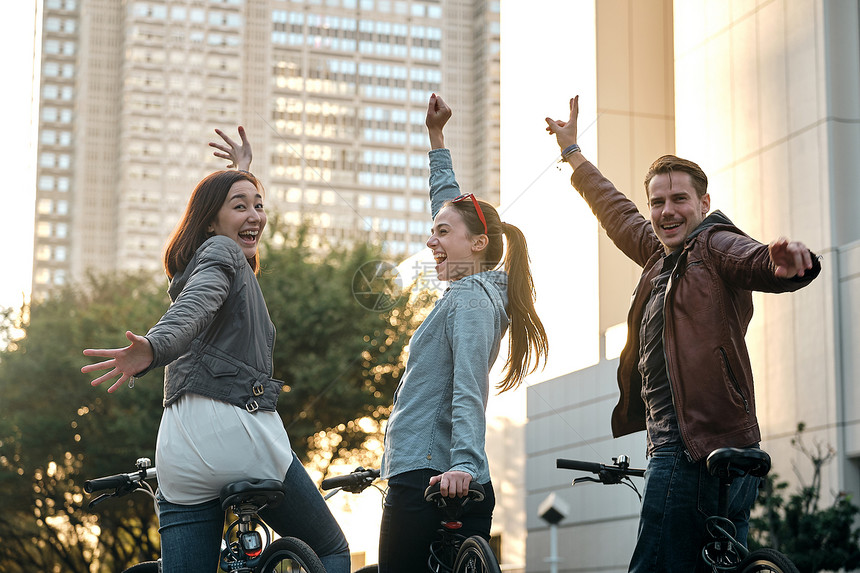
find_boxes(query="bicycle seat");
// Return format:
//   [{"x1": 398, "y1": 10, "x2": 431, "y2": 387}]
[
  {"x1": 706, "y1": 447, "x2": 771, "y2": 480},
  {"x1": 219, "y1": 478, "x2": 285, "y2": 511}
]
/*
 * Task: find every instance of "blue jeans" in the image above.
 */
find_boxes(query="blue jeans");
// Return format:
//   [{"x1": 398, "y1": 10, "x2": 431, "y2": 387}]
[
  {"x1": 378, "y1": 469, "x2": 495, "y2": 573},
  {"x1": 629, "y1": 446, "x2": 761, "y2": 573},
  {"x1": 158, "y1": 455, "x2": 350, "y2": 573}
]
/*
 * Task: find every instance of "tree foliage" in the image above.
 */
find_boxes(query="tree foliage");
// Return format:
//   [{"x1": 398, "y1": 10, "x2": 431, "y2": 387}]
[
  {"x1": 0, "y1": 273, "x2": 167, "y2": 573},
  {"x1": 0, "y1": 231, "x2": 427, "y2": 572},
  {"x1": 749, "y1": 423, "x2": 860, "y2": 572}
]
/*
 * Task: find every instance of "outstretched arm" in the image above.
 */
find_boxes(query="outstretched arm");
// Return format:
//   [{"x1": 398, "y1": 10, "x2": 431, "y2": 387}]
[
  {"x1": 426, "y1": 93, "x2": 452, "y2": 149},
  {"x1": 545, "y1": 95, "x2": 588, "y2": 171},
  {"x1": 209, "y1": 126, "x2": 252, "y2": 171},
  {"x1": 82, "y1": 331, "x2": 154, "y2": 393},
  {"x1": 769, "y1": 237, "x2": 814, "y2": 278}
]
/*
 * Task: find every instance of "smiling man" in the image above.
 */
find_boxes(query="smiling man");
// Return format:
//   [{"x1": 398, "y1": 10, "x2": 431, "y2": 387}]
[{"x1": 545, "y1": 96, "x2": 822, "y2": 572}]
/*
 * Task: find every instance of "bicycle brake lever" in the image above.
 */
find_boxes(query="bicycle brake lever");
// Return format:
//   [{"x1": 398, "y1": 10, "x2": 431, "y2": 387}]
[
  {"x1": 598, "y1": 470, "x2": 625, "y2": 485},
  {"x1": 572, "y1": 476, "x2": 602, "y2": 486},
  {"x1": 88, "y1": 493, "x2": 112, "y2": 509}
]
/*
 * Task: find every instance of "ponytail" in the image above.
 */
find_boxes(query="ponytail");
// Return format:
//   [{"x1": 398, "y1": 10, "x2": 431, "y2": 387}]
[
  {"x1": 445, "y1": 197, "x2": 549, "y2": 392},
  {"x1": 497, "y1": 222, "x2": 548, "y2": 392}
]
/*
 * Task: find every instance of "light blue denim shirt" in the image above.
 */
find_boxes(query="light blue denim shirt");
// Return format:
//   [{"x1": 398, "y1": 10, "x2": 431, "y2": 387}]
[{"x1": 381, "y1": 148, "x2": 510, "y2": 484}]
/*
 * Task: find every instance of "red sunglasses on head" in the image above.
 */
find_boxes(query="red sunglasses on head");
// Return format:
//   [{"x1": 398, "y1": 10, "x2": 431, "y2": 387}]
[{"x1": 451, "y1": 193, "x2": 488, "y2": 234}]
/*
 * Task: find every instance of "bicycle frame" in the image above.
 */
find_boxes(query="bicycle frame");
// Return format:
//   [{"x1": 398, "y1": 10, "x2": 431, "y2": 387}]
[{"x1": 556, "y1": 447, "x2": 788, "y2": 573}]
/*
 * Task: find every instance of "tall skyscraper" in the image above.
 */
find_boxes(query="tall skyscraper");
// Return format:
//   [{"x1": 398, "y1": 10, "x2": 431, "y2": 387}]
[{"x1": 31, "y1": 0, "x2": 501, "y2": 298}]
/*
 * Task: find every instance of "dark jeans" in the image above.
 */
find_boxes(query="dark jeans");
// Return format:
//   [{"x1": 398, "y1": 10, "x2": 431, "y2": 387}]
[
  {"x1": 629, "y1": 445, "x2": 761, "y2": 573},
  {"x1": 158, "y1": 454, "x2": 350, "y2": 573},
  {"x1": 378, "y1": 469, "x2": 495, "y2": 573}
]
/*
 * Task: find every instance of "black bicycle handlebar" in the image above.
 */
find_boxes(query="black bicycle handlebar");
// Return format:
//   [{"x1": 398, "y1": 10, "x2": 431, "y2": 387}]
[
  {"x1": 556, "y1": 456, "x2": 645, "y2": 484},
  {"x1": 84, "y1": 467, "x2": 157, "y2": 494},
  {"x1": 320, "y1": 468, "x2": 380, "y2": 491},
  {"x1": 556, "y1": 459, "x2": 604, "y2": 473}
]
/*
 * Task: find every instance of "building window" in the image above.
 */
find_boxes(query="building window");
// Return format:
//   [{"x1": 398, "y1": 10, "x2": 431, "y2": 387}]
[{"x1": 39, "y1": 176, "x2": 55, "y2": 190}]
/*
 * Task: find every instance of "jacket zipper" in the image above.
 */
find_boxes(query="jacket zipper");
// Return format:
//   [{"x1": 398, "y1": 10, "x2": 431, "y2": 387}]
[
  {"x1": 664, "y1": 259, "x2": 693, "y2": 461},
  {"x1": 719, "y1": 347, "x2": 750, "y2": 413},
  {"x1": 665, "y1": 251, "x2": 704, "y2": 461}
]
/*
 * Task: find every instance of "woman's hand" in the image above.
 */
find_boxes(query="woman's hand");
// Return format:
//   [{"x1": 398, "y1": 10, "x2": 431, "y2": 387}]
[
  {"x1": 545, "y1": 95, "x2": 579, "y2": 151},
  {"x1": 426, "y1": 93, "x2": 452, "y2": 149},
  {"x1": 210, "y1": 126, "x2": 252, "y2": 171},
  {"x1": 429, "y1": 470, "x2": 473, "y2": 498},
  {"x1": 82, "y1": 331, "x2": 154, "y2": 394}
]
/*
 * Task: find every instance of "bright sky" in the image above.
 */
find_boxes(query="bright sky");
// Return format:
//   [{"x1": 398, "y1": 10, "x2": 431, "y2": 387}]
[
  {"x1": 1, "y1": 0, "x2": 38, "y2": 313},
  {"x1": 500, "y1": 0, "x2": 600, "y2": 384}
]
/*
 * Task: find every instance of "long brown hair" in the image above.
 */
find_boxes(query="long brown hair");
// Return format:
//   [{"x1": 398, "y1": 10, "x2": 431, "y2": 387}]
[
  {"x1": 163, "y1": 170, "x2": 262, "y2": 279},
  {"x1": 445, "y1": 197, "x2": 549, "y2": 392}
]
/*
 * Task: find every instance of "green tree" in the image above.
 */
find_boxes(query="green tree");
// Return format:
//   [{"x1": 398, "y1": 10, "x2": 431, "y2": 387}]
[
  {"x1": 0, "y1": 234, "x2": 427, "y2": 572},
  {"x1": 0, "y1": 273, "x2": 167, "y2": 573},
  {"x1": 749, "y1": 423, "x2": 860, "y2": 572}
]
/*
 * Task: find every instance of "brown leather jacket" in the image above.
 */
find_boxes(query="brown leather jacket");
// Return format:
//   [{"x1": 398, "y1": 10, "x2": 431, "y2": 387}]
[{"x1": 571, "y1": 162, "x2": 821, "y2": 461}]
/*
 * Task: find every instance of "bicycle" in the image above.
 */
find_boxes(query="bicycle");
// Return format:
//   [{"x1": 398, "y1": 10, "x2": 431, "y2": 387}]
[
  {"x1": 85, "y1": 457, "x2": 326, "y2": 573},
  {"x1": 320, "y1": 467, "x2": 501, "y2": 573},
  {"x1": 556, "y1": 447, "x2": 799, "y2": 573}
]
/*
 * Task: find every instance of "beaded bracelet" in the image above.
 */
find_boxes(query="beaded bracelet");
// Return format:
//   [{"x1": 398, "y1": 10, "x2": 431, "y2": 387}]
[{"x1": 559, "y1": 144, "x2": 581, "y2": 162}]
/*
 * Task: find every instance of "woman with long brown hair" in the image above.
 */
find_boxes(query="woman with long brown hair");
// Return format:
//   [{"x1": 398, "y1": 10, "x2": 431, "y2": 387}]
[
  {"x1": 81, "y1": 128, "x2": 350, "y2": 573},
  {"x1": 378, "y1": 94, "x2": 549, "y2": 572}
]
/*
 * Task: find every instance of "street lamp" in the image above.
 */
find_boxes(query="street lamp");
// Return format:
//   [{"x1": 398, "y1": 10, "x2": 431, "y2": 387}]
[{"x1": 538, "y1": 492, "x2": 569, "y2": 573}]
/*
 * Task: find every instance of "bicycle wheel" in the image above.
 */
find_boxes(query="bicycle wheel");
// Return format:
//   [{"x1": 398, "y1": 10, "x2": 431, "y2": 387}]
[
  {"x1": 121, "y1": 562, "x2": 160, "y2": 573},
  {"x1": 256, "y1": 537, "x2": 326, "y2": 573},
  {"x1": 452, "y1": 536, "x2": 501, "y2": 573},
  {"x1": 737, "y1": 548, "x2": 800, "y2": 573}
]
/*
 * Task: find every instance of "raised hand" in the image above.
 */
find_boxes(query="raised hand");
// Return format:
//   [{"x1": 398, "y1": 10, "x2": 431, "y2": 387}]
[
  {"x1": 210, "y1": 126, "x2": 252, "y2": 171},
  {"x1": 545, "y1": 95, "x2": 579, "y2": 151},
  {"x1": 426, "y1": 93, "x2": 452, "y2": 149},
  {"x1": 82, "y1": 331, "x2": 154, "y2": 394},
  {"x1": 769, "y1": 238, "x2": 814, "y2": 278}
]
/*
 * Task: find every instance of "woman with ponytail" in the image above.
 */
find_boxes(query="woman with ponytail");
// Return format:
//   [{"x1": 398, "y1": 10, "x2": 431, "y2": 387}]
[{"x1": 378, "y1": 94, "x2": 548, "y2": 572}]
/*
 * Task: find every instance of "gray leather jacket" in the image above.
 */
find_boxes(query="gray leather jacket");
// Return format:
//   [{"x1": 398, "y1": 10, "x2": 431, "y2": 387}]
[{"x1": 138, "y1": 235, "x2": 282, "y2": 412}]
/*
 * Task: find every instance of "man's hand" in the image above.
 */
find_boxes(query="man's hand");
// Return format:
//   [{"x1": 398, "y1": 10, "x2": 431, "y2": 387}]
[
  {"x1": 545, "y1": 95, "x2": 579, "y2": 151},
  {"x1": 426, "y1": 93, "x2": 452, "y2": 149},
  {"x1": 769, "y1": 237, "x2": 814, "y2": 278},
  {"x1": 429, "y1": 470, "x2": 472, "y2": 498}
]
